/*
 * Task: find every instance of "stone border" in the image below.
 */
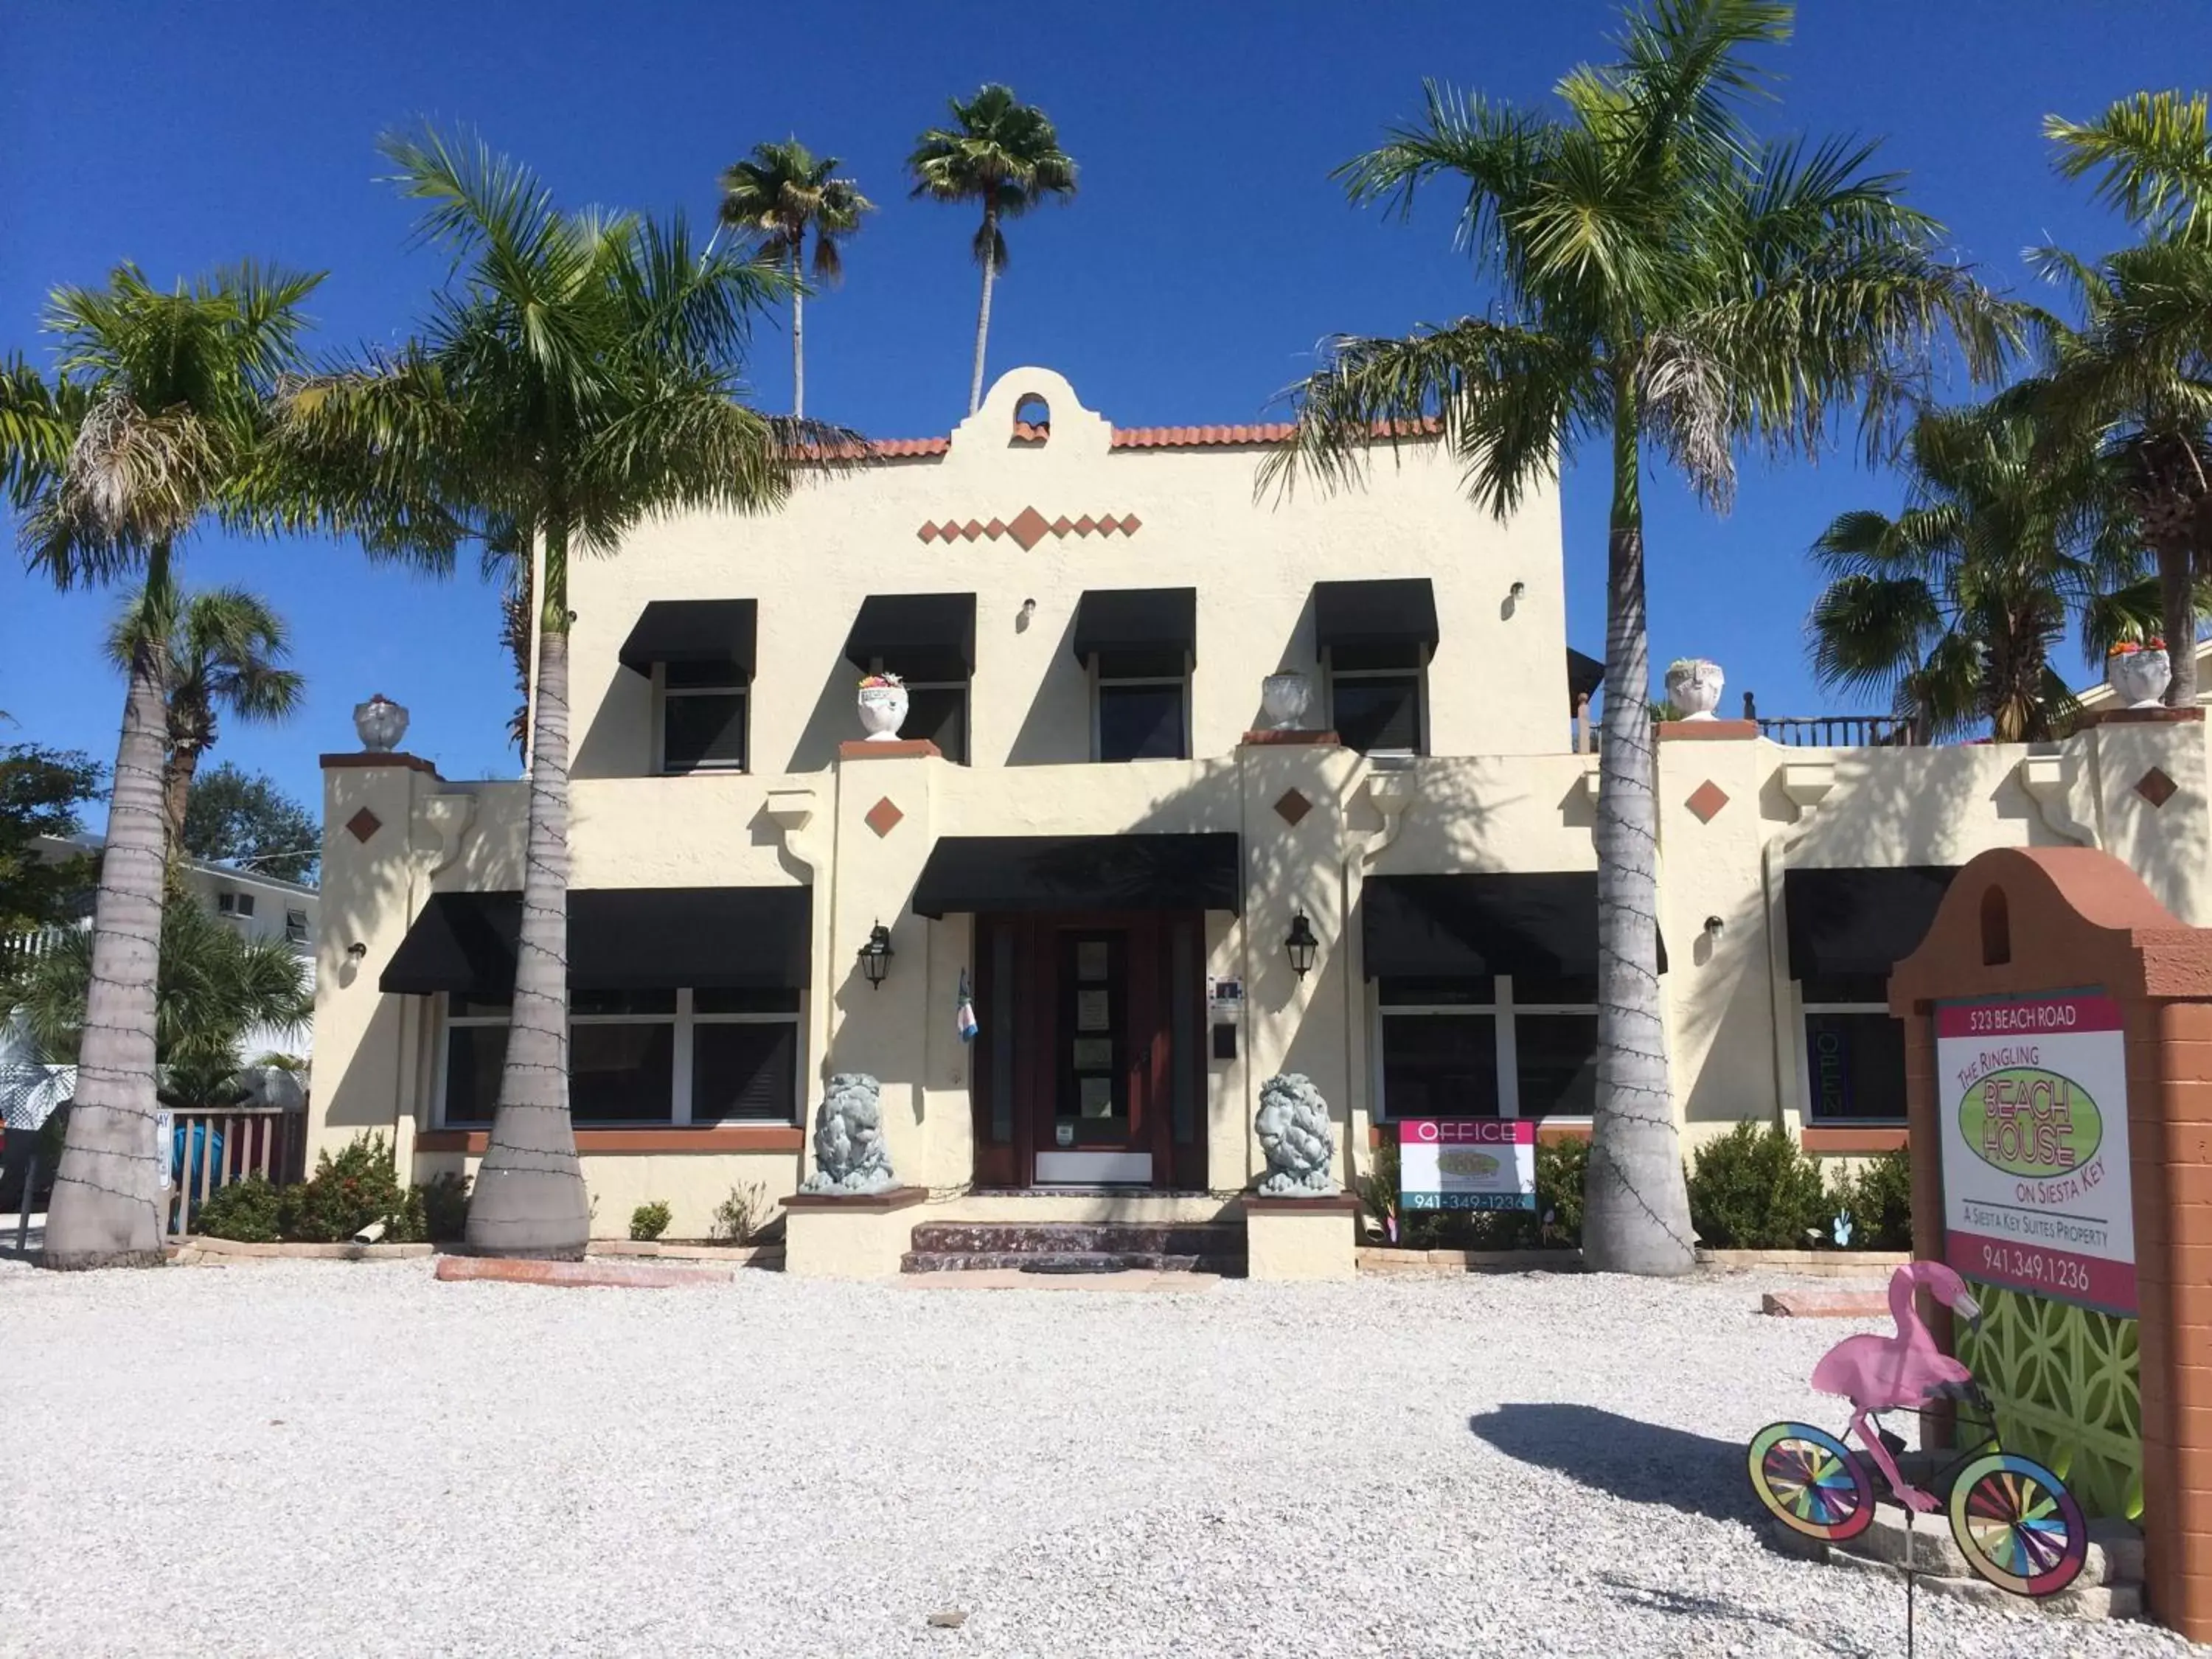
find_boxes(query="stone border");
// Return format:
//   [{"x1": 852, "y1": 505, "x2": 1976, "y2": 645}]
[
  {"x1": 436, "y1": 1256, "x2": 733, "y2": 1290},
  {"x1": 173, "y1": 1237, "x2": 437, "y2": 1263},
  {"x1": 782, "y1": 1185, "x2": 929, "y2": 1212},
  {"x1": 1698, "y1": 1249, "x2": 1910, "y2": 1275},
  {"x1": 588, "y1": 1239, "x2": 783, "y2": 1265},
  {"x1": 1358, "y1": 1247, "x2": 1583, "y2": 1273}
]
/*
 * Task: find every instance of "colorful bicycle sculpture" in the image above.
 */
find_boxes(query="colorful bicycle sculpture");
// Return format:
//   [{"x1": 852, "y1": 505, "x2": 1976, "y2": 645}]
[{"x1": 1747, "y1": 1262, "x2": 2089, "y2": 1599}]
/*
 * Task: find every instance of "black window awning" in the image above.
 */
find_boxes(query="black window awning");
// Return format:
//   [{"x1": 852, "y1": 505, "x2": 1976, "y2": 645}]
[
  {"x1": 1568, "y1": 648, "x2": 1605, "y2": 711},
  {"x1": 1314, "y1": 578, "x2": 1439, "y2": 671},
  {"x1": 618, "y1": 599, "x2": 759, "y2": 678},
  {"x1": 1363, "y1": 872, "x2": 1667, "y2": 980},
  {"x1": 380, "y1": 886, "x2": 810, "y2": 995},
  {"x1": 912, "y1": 833, "x2": 1241, "y2": 917},
  {"x1": 1072, "y1": 588, "x2": 1198, "y2": 678},
  {"x1": 1784, "y1": 866, "x2": 1957, "y2": 982},
  {"x1": 844, "y1": 592, "x2": 976, "y2": 682}
]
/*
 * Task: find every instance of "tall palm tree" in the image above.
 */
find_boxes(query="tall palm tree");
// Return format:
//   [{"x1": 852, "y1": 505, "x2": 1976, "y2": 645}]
[
  {"x1": 1260, "y1": 0, "x2": 2011, "y2": 1275},
  {"x1": 908, "y1": 86, "x2": 1078, "y2": 414},
  {"x1": 719, "y1": 140, "x2": 874, "y2": 420},
  {"x1": 1808, "y1": 405, "x2": 2152, "y2": 742},
  {"x1": 0, "y1": 263, "x2": 321, "y2": 1270},
  {"x1": 105, "y1": 585, "x2": 304, "y2": 846},
  {"x1": 286, "y1": 128, "x2": 839, "y2": 1259}
]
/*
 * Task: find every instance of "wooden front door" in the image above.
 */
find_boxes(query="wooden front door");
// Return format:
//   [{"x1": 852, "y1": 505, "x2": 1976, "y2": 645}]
[{"x1": 972, "y1": 911, "x2": 1205, "y2": 1189}]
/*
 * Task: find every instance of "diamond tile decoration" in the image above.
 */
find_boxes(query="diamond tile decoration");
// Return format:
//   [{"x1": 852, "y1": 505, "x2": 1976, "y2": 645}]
[
  {"x1": 2137, "y1": 766, "x2": 2179, "y2": 809},
  {"x1": 1685, "y1": 780, "x2": 1730, "y2": 824},
  {"x1": 1050, "y1": 515, "x2": 1074, "y2": 536},
  {"x1": 959, "y1": 520, "x2": 985, "y2": 542},
  {"x1": 1096, "y1": 514, "x2": 1123, "y2": 535},
  {"x1": 1274, "y1": 788, "x2": 1313, "y2": 827},
  {"x1": 1007, "y1": 506, "x2": 1051, "y2": 551},
  {"x1": 345, "y1": 807, "x2": 383, "y2": 844},
  {"x1": 984, "y1": 517, "x2": 1007, "y2": 539},
  {"x1": 938, "y1": 520, "x2": 964, "y2": 541},
  {"x1": 1074, "y1": 514, "x2": 1097, "y2": 535},
  {"x1": 917, "y1": 521, "x2": 939, "y2": 543},
  {"x1": 864, "y1": 796, "x2": 904, "y2": 838},
  {"x1": 1119, "y1": 514, "x2": 1142, "y2": 535}
]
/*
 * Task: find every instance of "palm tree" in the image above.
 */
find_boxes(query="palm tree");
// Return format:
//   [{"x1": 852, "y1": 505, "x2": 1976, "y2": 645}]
[
  {"x1": 719, "y1": 140, "x2": 874, "y2": 420},
  {"x1": 1260, "y1": 0, "x2": 2011, "y2": 1276},
  {"x1": 0, "y1": 263, "x2": 321, "y2": 1270},
  {"x1": 2031, "y1": 94, "x2": 2212, "y2": 704},
  {"x1": 1808, "y1": 405, "x2": 2152, "y2": 742},
  {"x1": 908, "y1": 86, "x2": 1078, "y2": 414},
  {"x1": 285, "y1": 128, "x2": 838, "y2": 1259},
  {"x1": 105, "y1": 585, "x2": 304, "y2": 846}
]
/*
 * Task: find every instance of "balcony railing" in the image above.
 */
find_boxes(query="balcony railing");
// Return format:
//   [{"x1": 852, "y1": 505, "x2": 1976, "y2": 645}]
[{"x1": 1754, "y1": 714, "x2": 1923, "y2": 748}]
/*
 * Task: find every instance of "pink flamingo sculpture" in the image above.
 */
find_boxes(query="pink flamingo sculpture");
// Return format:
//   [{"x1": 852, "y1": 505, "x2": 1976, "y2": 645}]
[{"x1": 1809, "y1": 1261, "x2": 1981, "y2": 1512}]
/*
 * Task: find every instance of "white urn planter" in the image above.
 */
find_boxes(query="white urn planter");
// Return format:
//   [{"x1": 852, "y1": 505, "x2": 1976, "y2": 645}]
[
  {"x1": 856, "y1": 677, "x2": 910, "y2": 742},
  {"x1": 1261, "y1": 671, "x2": 1314, "y2": 731},
  {"x1": 1665, "y1": 658, "x2": 1724, "y2": 721},
  {"x1": 2107, "y1": 647, "x2": 2172, "y2": 710},
  {"x1": 353, "y1": 693, "x2": 408, "y2": 752}
]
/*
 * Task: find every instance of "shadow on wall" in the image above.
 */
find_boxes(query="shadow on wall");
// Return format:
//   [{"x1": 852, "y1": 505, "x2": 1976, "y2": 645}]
[
  {"x1": 1467, "y1": 1402, "x2": 1754, "y2": 1528},
  {"x1": 1005, "y1": 608, "x2": 1088, "y2": 768},
  {"x1": 1245, "y1": 592, "x2": 1322, "y2": 736},
  {"x1": 572, "y1": 655, "x2": 645, "y2": 780},
  {"x1": 790, "y1": 650, "x2": 867, "y2": 773}
]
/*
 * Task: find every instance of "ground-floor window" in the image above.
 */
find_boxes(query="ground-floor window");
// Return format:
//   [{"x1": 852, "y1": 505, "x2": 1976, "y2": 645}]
[
  {"x1": 439, "y1": 987, "x2": 800, "y2": 1127},
  {"x1": 1798, "y1": 975, "x2": 1905, "y2": 1124},
  {"x1": 1374, "y1": 975, "x2": 1596, "y2": 1120}
]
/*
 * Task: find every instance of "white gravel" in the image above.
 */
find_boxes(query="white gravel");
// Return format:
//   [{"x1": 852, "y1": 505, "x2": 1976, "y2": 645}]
[{"x1": 0, "y1": 1258, "x2": 2191, "y2": 1658}]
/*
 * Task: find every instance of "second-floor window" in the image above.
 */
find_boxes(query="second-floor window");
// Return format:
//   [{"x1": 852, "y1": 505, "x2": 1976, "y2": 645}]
[
  {"x1": 660, "y1": 661, "x2": 749, "y2": 773},
  {"x1": 900, "y1": 681, "x2": 970, "y2": 763},
  {"x1": 1096, "y1": 672, "x2": 1189, "y2": 761},
  {"x1": 1331, "y1": 667, "x2": 1424, "y2": 755},
  {"x1": 285, "y1": 908, "x2": 309, "y2": 944}
]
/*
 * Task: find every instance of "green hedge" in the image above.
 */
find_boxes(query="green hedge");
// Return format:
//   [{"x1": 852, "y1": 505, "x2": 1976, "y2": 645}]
[{"x1": 194, "y1": 1133, "x2": 472, "y2": 1245}]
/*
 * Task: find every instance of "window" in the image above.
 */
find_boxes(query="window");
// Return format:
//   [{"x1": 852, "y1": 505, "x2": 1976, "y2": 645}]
[
  {"x1": 439, "y1": 987, "x2": 801, "y2": 1127},
  {"x1": 1332, "y1": 669, "x2": 1424, "y2": 755},
  {"x1": 1375, "y1": 974, "x2": 1599, "y2": 1120},
  {"x1": 900, "y1": 681, "x2": 970, "y2": 763},
  {"x1": 216, "y1": 891, "x2": 256, "y2": 919},
  {"x1": 660, "y1": 661, "x2": 748, "y2": 773},
  {"x1": 285, "y1": 908, "x2": 310, "y2": 944},
  {"x1": 1800, "y1": 974, "x2": 1905, "y2": 1123},
  {"x1": 1096, "y1": 676, "x2": 1188, "y2": 761}
]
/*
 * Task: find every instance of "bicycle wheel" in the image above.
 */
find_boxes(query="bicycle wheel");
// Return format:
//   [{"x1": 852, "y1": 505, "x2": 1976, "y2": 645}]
[
  {"x1": 1748, "y1": 1422, "x2": 1876, "y2": 1542},
  {"x1": 1947, "y1": 1451, "x2": 2088, "y2": 1597}
]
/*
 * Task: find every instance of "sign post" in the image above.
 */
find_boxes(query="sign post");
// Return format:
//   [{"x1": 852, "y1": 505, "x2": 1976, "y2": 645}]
[{"x1": 1397, "y1": 1119, "x2": 1537, "y2": 1212}]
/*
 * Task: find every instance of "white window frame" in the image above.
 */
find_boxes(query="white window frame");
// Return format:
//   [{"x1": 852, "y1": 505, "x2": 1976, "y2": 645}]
[
  {"x1": 654, "y1": 661, "x2": 751, "y2": 776},
  {"x1": 217, "y1": 890, "x2": 256, "y2": 919},
  {"x1": 1089, "y1": 656, "x2": 1192, "y2": 762},
  {"x1": 1371, "y1": 973, "x2": 1596, "y2": 1124},
  {"x1": 1326, "y1": 650, "x2": 1429, "y2": 757},
  {"x1": 434, "y1": 988, "x2": 802, "y2": 1129},
  {"x1": 1795, "y1": 989, "x2": 1908, "y2": 1127},
  {"x1": 285, "y1": 908, "x2": 310, "y2": 944}
]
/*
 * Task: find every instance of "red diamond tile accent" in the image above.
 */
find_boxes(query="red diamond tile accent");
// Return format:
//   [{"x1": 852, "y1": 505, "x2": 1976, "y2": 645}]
[
  {"x1": 1050, "y1": 515, "x2": 1074, "y2": 535},
  {"x1": 1685, "y1": 780, "x2": 1730, "y2": 824},
  {"x1": 960, "y1": 519, "x2": 985, "y2": 541},
  {"x1": 1274, "y1": 788, "x2": 1313, "y2": 827},
  {"x1": 1096, "y1": 514, "x2": 1123, "y2": 535},
  {"x1": 1118, "y1": 514, "x2": 1141, "y2": 535},
  {"x1": 2137, "y1": 766, "x2": 2179, "y2": 808},
  {"x1": 1007, "y1": 506, "x2": 1051, "y2": 551},
  {"x1": 864, "y1": 796, "x2": 904, "y2": 838},
  {"x1": 345, "y1": 807, "x2": 383, "y2": 844},
  {"x1": 1074, "y1": 514, "x2": 1097, "y2": 535},
  {"x1": 917, "y1": 521, "x2": 939, "y2": 543},
  {"x1": 938, "y1": 520, "x2": 964, "y2": 540},
  {"x1": 984, "y1": 517, "x2": 1007, "y2": 539}
]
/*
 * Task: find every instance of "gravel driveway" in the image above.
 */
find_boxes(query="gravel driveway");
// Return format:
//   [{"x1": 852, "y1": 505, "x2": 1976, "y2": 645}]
[{"x1": 0, "y1": 1259, "x2": 2191, "y2": 1658}]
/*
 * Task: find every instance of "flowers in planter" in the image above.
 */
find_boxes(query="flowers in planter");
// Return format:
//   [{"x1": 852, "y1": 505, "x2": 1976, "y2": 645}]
[
  {"x1": 2107, "y1": 638, "x2": 2166, "y2": 656},
  {"x1": 858, "y1": 671, "x2": 905, "y2": 689}
]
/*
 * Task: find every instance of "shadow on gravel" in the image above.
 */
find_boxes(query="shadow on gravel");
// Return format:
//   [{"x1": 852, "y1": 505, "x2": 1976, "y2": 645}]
[
  {"x1": 1468, "y1": 1404, "x2": 1755, "y2": 1526},
  {"x1": 1599, "y1": 1576, "x2": 1877, "y2": 1655}
]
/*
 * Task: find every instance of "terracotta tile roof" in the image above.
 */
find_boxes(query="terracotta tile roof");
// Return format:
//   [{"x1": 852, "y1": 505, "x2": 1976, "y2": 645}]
[{"x1": 804, "y1": 415, "x2": 1439, "y2": 464}]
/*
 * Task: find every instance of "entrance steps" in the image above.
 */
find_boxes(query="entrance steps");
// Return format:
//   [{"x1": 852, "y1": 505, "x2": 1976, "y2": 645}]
[{"x1": 902, "y1": 1220, "x2": 1246, "y2": 1276}]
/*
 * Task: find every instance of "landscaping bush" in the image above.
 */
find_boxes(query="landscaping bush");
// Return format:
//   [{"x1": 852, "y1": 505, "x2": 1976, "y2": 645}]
[
  {"x1": 193, "y1": 1173, "x2": 285, "y2": 1242},
  {"x1": 1536, "y1": 1135, "x2": 1587, "y2": 1248},
  {"x1": 1686, "y1": 1123, "x2": 1829, "y2": 1250},
  {"x1": 710, "y1": 1182, "x2": 768, "y2": 1245},
  {"x1": 1842, "y1": 1146, "x2": 1913, "y2": 1251},
  {"x1": 419, "y1": 1172, "x2": 470, "y2": 1243},
  {"x1": 279, "y1": 1133, "x2": 414, "y2": 1242},
  {"x1": 630, "y1": 1200, "x2": 672, "y2": 1242}
]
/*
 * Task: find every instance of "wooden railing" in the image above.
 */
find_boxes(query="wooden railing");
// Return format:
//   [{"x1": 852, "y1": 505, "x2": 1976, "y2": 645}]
[
  {"x1": 1753, "y1": 714, "x2": 1923, "y2": 748},
  {"x1": 166, "y1": 1105, "x2": 307, "y2": 1234}
]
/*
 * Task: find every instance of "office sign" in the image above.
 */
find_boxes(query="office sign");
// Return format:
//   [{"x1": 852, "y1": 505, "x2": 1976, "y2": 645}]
[{"x1": 1398, "y1": 1119, "x2": 1537, "y2": 1211}]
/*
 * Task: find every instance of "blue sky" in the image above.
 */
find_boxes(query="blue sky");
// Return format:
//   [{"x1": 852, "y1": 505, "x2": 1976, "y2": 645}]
[{"x1": 4, "y1": 1, "x2": 2207, "y2": 819}]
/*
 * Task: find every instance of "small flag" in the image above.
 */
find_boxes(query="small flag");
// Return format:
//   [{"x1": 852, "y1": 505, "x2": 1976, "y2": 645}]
[{"x1": 956, "y1": 968, "x2": 978, "y2": 1043}]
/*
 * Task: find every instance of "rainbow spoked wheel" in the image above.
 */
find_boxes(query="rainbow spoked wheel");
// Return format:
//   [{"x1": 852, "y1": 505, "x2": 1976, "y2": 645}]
[
  {"x1": 1748, "y1": 1421, "x2": 1876, "y2": 1542},
  {"x1": 1947, "y1": 1452, "x2": 2088, "y2": 1597}
]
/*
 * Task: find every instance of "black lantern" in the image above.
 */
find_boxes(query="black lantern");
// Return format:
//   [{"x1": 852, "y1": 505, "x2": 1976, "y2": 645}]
[
  {"x1": 859, "y1": 921, "x2": 894, "y2": 989},
  {"x1": 1284, "y1": 910, "x2": 1319, "y2": 978}
]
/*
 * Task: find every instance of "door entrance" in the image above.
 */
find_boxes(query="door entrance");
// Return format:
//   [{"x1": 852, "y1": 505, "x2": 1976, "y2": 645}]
[{"x1": 972, "y1": 911, "x2": 1206, "y2": 1189}]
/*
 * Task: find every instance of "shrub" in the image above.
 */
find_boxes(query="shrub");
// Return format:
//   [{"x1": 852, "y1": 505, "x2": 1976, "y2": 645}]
[
  {"x1": 280, "y1": 1133, "x2": 412, "y2": 1243},
  {"x1": 1687, "y1": 1123, "x2": 1829, "y2": 1250},
  {"x1": 710, "y1": 1182, "x2": 768, "y2": 1245},
  {"x1": 419, "y1": 1172, "x2": 470, "y2": 1243},
  {"x1": 630, "y1": 1200, "x2": 672, "y2": 1242},
  {"x1": 193, "y1": 1174, "x2": 285, "y2": 1242},
  {"x1": 1842, "y1": 1146, "x2": 1913, "y2": 1251},
  {"x1": 1536, "y1": 1135, "x2": 1587, "y2": 1248}
]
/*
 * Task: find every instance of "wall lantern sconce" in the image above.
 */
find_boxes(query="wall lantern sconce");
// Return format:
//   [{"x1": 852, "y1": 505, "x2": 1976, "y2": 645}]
[
  {"x1": 1284, "y1": 910, "x2": 1320, "y2": 979},
  {"x1": 1703, "y1": 914, "x2": 1725, "y2": 939},
  {"x1": 1508, "y1": 580, "x2": 1527, "y2": 601},
  {"x1": 859, "y1": 921, "x2": 895, "y2": 989},
  {"x1": 345, "y1": 942, "x2": 368, "y2": 962}
]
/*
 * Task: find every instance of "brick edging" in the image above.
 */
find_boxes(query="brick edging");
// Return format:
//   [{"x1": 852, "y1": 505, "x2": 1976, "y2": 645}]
[
  {"x1": 782, "y1": 1184, "x2": 930, "y2": 1212},
  {"x1": 319, "y1": 751, "x2": 442, "y2": 776}
]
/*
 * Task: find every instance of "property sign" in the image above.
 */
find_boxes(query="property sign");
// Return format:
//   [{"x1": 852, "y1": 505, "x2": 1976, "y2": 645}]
[
  {"x1": 1398, "y1": 1120, "x2": 1537, "y2": 1211},
  {"x1": 1934, "y1": 991, "x2": 2135, "y2": 1315}
]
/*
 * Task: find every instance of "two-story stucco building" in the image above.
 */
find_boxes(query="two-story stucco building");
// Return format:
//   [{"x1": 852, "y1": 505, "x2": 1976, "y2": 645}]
[{"x1": 305, "y1": 367, "x2": 2212, "y2": 1263}]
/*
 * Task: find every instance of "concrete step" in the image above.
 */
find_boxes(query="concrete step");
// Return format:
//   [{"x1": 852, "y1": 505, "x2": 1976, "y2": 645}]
[
  {"x1": 902, "y1": 1249, "x2": 1240, "y2": 1275},
  {"x1": 907, "y1": 1221, "x2": 1243, "y2": 1257}
]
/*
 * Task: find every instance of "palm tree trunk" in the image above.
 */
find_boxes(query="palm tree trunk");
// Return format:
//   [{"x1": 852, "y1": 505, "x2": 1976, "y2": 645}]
[
  {"x1": 2160, "y1": 544, "x2": 2197, "y2": 706},
  {"x1": 790, "y1": 240, "x2": 806, "y2": 421},
  {"x1": 466, "y1": 526, "x2": 590, "y2": 1259},
  {"x1": 1584, "y1": 400, "x2": 1695, "y2": 1278},
  {"x1": 968, "y1": 206, "x2": 998, "y2": 415},
  {"x1": 162, "y1": 745, "x2": 201, "y2": 853},
  {"x1": 43, "y1": 543, "x2": 175, "y2": 1270}
]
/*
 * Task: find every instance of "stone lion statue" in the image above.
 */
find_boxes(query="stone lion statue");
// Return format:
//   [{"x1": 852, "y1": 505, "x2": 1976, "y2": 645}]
[
  {"x1": 1255, "y1": 1072, "x2": 1339, "y2": 1195},
  {"x1": 800, "y1": 1073, "x2": 899, "y2": 1194}
]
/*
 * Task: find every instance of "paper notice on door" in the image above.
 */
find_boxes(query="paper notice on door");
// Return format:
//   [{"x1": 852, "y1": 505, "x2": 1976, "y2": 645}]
[
  {"x1": 1072, "y1": 1037, "x2": 1113, "y2": 1069},
  {"x1": 1056, "y1": 1122, "x2": 1075, "y2": 1147},
  {"x1": 1077, "y1": 941, "x2": 1109, "y2": 982},
  {"x1": 1080, "y1": 1077, "x2": 1113, "y2": 1117},
  {"x1": 1077, "y1": 990, "x2": 1110, "y2": 1031}
]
